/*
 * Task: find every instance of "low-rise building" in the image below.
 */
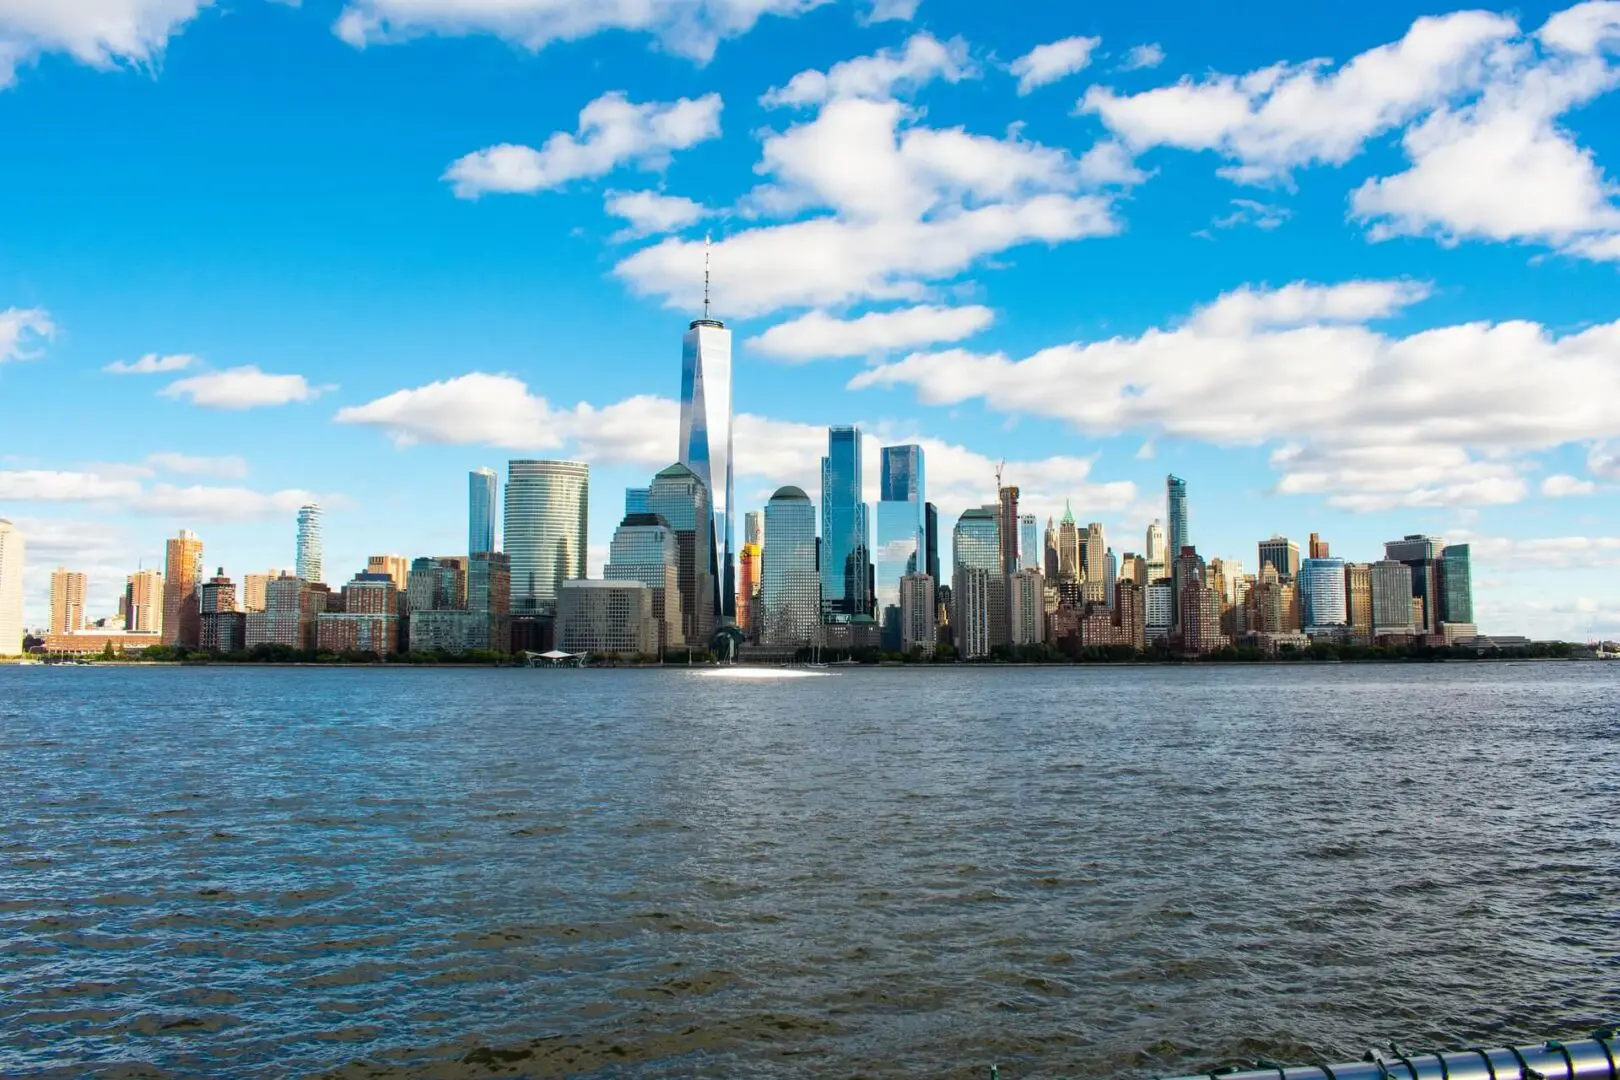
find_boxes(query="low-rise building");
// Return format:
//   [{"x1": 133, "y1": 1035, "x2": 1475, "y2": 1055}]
[{"x1": 556, "y1": 580, "x2": 656, "y2": 656}]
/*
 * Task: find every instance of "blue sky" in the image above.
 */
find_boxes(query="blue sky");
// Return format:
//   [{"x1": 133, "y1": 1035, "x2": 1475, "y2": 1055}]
[{"x1": 2, "y1": 0, "x2": 1618, "y2": 638}]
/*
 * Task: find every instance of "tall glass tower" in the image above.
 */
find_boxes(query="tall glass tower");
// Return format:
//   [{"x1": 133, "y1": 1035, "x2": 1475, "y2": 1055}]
[
  {"x1": 647, "y1": 462, "x2": 714, "y2": 649},
  {"x1": 296, "y1": 504, "x2": 323, "y2": 584},
  {"x1": 680, "y1": 315, "x2": 734, "y2": 625},
  {"x1": 1166, "y1": 475, "x2": 1188, "y2": 625},
  {"x1": 1440, "y1": 543, "x2": 1473, "y2": 625},
  {"x1": 820, "y1": 426, "x2": 869, "y2": 618},
  {"x1": 504, "y1": 460, "x2": 588, "y2": 612},
  {"x1": 469, "y1": 468, "x2": 497, "y2": 555},
  {"x1": 762, "y1": 486, "x2": 820, "y2": 648},
  {"x1": 874, "y1": 444, "x2": 925, "y2": 649}
]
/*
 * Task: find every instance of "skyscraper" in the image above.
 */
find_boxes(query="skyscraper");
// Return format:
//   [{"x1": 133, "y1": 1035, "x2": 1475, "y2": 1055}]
[
  {"x1": 1440, "y1": 544, "x2": 1474, "y2": 627},
  {"x1": 680, "y1": 305, "x2": 734, "y2": 623},
  {"x1": 125, "y1": 569, "x2": 164, "y2": 635},
  {"x1": 954, "y1": 507, "x2": 1004, "y2": 649},
  {"x1": 820, "y1": 426, "x2": 870, "y2": 619},
  {"x1": 900, "y1": 572, "x2": 937, "y2": 655},
  {"x1": 0, "y1": 520, "x2": 23, "y2": 655},
  {"x1": 1145, "y1": 520, "x2": 1167, "y2": 581},
  {"x1": 744, "y1": 510, "x2": 764, "y2": 548},
  {"x1": 49, "y1": 568, "x2": 87, "y2": 634},
  {"x1": 761, "y1": 486, "x2": 819, "y2": 648},
  {"x1": 296, "y1": 504, "x2": 323, "y2": 584},
  {"x1": 1018, "y1": 514, "x2": 1038, "y2": 573},
  {"x1": 505, "y1": 459, "x2": 588, "y2": 612},
  {"x1": 875, "y1": 444, "x2": 926, "y2": 650},
  {"x1": 605, "y1": 512, "x2": 685, "y2": 652},
  {"x1": 1299, "y1": 557, "x2": 1348, "y2": 632},
  {"x1": 1385, "y1": 534, "x2": 1443, "y2": 634},
  {"x1": 1057, "y1": 503, "x2": 1080, "y2": 580},
  {"x1": 1082, "y1": 523, "x2": 1107, "y2": 604},
  {"x1": 1309, "y1": 532, "x2": 1330, "y2": 559},
  {"x1": 998, "y1": 485, "x2": 1020, "y2": 575},
  {"x1": 199, "y1": 568, "x2": 245, "y2": 653},
  {"x1": 1008, "y1": 567, "x2": 1045, "y2": 645},
  {"x1": 1346, "y1": 562, "x2": 1374, "y2": 644},
  {"x1": 1258, "y1": 535, "x2": 1301, "y2": 582},
  {"x1": 648, "y1": 462, "x2": 714, "y2": 649},
  {"x1": 469, "y1": 467, "x2": 497, "y2": 555},
  {"x1": 1043, "y1": 517, "x2": 1059, "y2": 579},
  {"x1": 366, "y1": 555, "x2": 410, "y2": 594},
  {"x1": 1166, "y1": 476, "x2": 1188, "y2": 626},
  {"x1": 162, "y1": 529, "x2": 204, "y2": 647},
  {"x1": 1370, "y1": 560, "x2": 1416, "y2": 634},
  {"x1": 737, "y1": 540, "x2": 762, "y2": 640},
  {"x1": 924, "y1": 502, "x2": 940, "y2": 587}
]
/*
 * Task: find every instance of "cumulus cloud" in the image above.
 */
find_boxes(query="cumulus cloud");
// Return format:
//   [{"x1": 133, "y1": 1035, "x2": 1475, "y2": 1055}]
[
  {"x1": 334, "y1": 0, "x2": 824, "y2": 64},
  {"x1": 0, "y1": 0, "x2": 210, "y2": 89},
  {"x1": 159, "y1": 366, "x2": 327, "y2": 409},
  {"x1": 0, "y1": 307, "x2": 53, "y2": 362},
  {"x1": 604, "y1": 190, "x2": 708, "y2": 239},
  {"x1": 445, "y1": 92, "x2": 722, "y2": 199},
  {"x1": 762, "y1": 32, "x2": 973, "y2": 108},
  {"x1": 1542, "y1": 473, "x2": 1597, "y2": 496},
  {"x1": 748, "y1": 304, "x2": 994, "y2": 361},
  {"x1": 849, "y1": 278, "x2": 1620, "y2": 511},
  {"x1": 1011, "y1": 35, "x2": 1100, "y2": 95},
  {"x1": 1590, "y1": 442, "x2": 1620, "y2": 479},
  {"x1": 1120, "y1": 43, "x2": 1165, "y2": 71},
  {"x1": 103, "y1": 352, "x2": 196, "y2": 374},
  {"x1": 0, "y1": 469, "x2": 327, "y2": 523},
  {"x1": 863, "y1": 0, "x2": 919, "y2": 22}
]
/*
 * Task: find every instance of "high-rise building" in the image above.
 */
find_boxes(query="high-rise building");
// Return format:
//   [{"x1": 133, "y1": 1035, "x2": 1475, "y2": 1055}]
[
  {"x1": 1258, "y1": 535, "x2": 1301, "y2": 582},
  {"x1": 1440, "y1": 544, "x2": 1474, "y2": 627},
  {"x1": 647, "y1": 462, "x2": 714, "y2": 649},
  {"x1": 1018, "y1": 514, "x2": 1039, "y2": 573},
  {"x1": 1299, "y1": 557, "x2": 1348, "y2": 632},
  {"x1": 49, "y1": 567, "x2": 87, "y2": 634},
  {"x1": 625, "y1": 487, "x2": 651, "y2": 518},
  {"x1": 737, "y1": 541, "x2": 762, "y2": 641},
  {"x1": 997, "y1": 485, "x2": 1020, "y2": 575},
  {"x1": 1082, "y1": 524, "x2": 1107, "y2": 604},
  {"x1": 1309, "y1": 532, "x2": 1330, "y2": 559},
  {"x1": 1009, "y1": 568, "x2": 1045, "y2": 646},
  {"x1": 875, "y1": 444, "x2": 926, "y2": 650},
  {"x1": 246, "y1": 572, "x2": 324, "y2": 650},
  {"x1": 162, "y1": 529, "x2": 204, "y2": 647},
  {"x1": 316, "y1": 573, "x2": 400, "y2": 655},
  {"x1": 820, "y1": 426, "x2": 870, "y2": 618},
  {"x1": 1345, "y1": 562, "x2": 1374, "y2": 644},
  {"x1": 366, "y1": 555, "x2": 410, "y2": 594},
  {"x1": 1166, "y1": 477, "x2": 1188, "y2": 626},
  {"x1": 1145, "y1": 581, "x2": 1174, "y2": 644},
  {"x1": 125, "y1": 569, "x2": 164, "y2": 635},
  {"x1": 407, "y1": 553, "x2": 511, "y2": 654},
  {"x1": 951, "y1": 566, "x2": 991, "y2": 659},
  {"x1": 744, "y1": 510, "x2": 764, "y2": 548},
  {"x1": 924, "y1": 502, "x2": 940, "y2": 587},
  {"x1": 1145, "y1": 519, "x2": 1167, "y2": 582},
  {"x1": 1120, "y1": 553, "x2": 1145, "y2": 587},
  {"x1": 1179, "y1": 583, "x2": 1225, "y2": 656},
  {"x1": 469, "y1": 467, "x2": 498, "y2": 555},
  {"x1": 242, "y1": 569, "x2": 284, "y2": 613},
  {"x1": 1057, "y1": 502, "x2": 1081, "y2": 580},
  {"x1": 679, "y1": 307, "x2": 734, "y2": 623},
  {"x1": 761, "y1": 486, "x2": 819, "y2": 648},
  {"x1": 296, "y1": 504, "x2": 323, "y2": 584},
  {"x1": 1385, "y1": 535, "x2": 1443, "y2": 634},
  {"x1": 1043, "y1": 517, "x2": 1059, "y2": 579},
  {"x1": 952, "y1": 507, "x2": 1005, "y2": 648},
  {"x1": 1370, "y1": 560, "x2": 1416, "y2": 634},
  {"x1": 605, "y1": 512, "x2": 685, "y2": 653},
  {"x1": 199, "y1": 568, "x2": 245, "y2": 652},
  {"x1": 557, "y1": 580, "x2": 657, "y2": 656},
  {"x1": 0, "y1": 520, "x2": 23, "y2": 655},
  {"x1": 900, "y1": 572, "x2": 936, "y2": 655},
  {"x1": 505, "y1": 459, "x2": 588, "y2": 612}
]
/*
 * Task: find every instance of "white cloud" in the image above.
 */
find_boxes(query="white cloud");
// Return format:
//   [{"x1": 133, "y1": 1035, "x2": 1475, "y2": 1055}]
[
  {"x1": 863, "y1": 0, "x2": 919, "y2": 22},
  {"x1": 444, "y1": 92, "x2": 722, "y2": 199},
  {"x1": 848, "y1": 278, "x2": 1620, "y2": 510},
  {"x1": 334, "y1": 0, "x2": 825, "y2": 64},
  {"x1": 334, "y1": 372, "x2": 561, "y2": 449},
  {"x1": 159, "y1": 366, "x2": 326, "y2": 410},
  {"x1": 1460, "y1": 531, "x2": 1620, "y2": 570},
  {"x1": 134, "y1": 484, "x2": 331, "y2": 522},
  {"x1": 1120, "y1": 43, "x2": 1165, "y2": 71},
  {"x1": 762, "y1": 32, "x2": 973, "y2": 108},
  {"x1": 145, "y1": 452, "x2": 250, "y2": 480},
  {"x1": 1590, "y1": 442, "x2": 1620, "y2": 478},
  {"x1": 617, "y1": 95, "x2": 1120, "y2": 316},
  {"x1": 747, "y1": 303, "x2": 994, "y2": 361},
  {"x1": 1011, "y1": 35, "x2": 1100, "y2": 95},
  {"x1": 604, "y1": 190, "x2": 708, "y2": 239},
  {"x1": 0, "y1": 470, "x2": 144, "y2": 503},
  {"x1": 0, "y1": 469, "x2": 322, "y2": 523},
  {"x1": 103, "y1": 352, "x2": 196, "y2": 374},
  {"x1": 1542, "y1": 473, "x2": 1597, "y2": 496},
  {"x1": 1213, "y1": 197, "x2": 1291, "y2": 231},
  {"x1": 1081, "y1": 9, "x2": 1518, "y2": 181},
  {"x1": 0, "y1": 0, "x2": 209, "y2": 89},
  {"x1": 0, "y1": 307, "x2": 53, "y2": 362}
]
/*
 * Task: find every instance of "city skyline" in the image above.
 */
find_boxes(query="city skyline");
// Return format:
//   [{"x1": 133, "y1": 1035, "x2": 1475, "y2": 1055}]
[{"x1": 2, "y1": 1, "x2": 1619, "y2": 640}]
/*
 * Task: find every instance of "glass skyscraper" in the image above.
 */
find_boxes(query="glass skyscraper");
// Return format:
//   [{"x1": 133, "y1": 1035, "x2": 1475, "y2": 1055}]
[
  {"x1": 1440, "y1": 543, "x2": 1473, "y2": 625},
  {"x1": 820, "y1": 426, "x2": 869, "y2": 618},
  {"x1": 874, "y1": 444, "x2": 926, "y2": 650},
  {"x1": 504, "y1": 460, "x2": 588, "y2": 612},
  {"x1": 605, "y1": 513, "x2": 684, "y2": 652},
  {"x1": 469, "y1": 468, "x2": 497, "y2": 555},
  {"x1": 952, "y1": 508, "x2": 1002, "y2": 654},
  {"x1": 1299, "y1": 557, "x2": 1348, "y2": 630},
  {"x1": 1018, "y1": 514, "x2": 1038, "y2": 572},
  {"x1": 624, "y1": 487, "x2": 650, "y2": 518},
  {"x1": 762, "y1": 486, "x2": 819, "y2": 648},
  {"x1": 1385, "y1": 534, "x2": 1443, "y2": 633},
  {"x1": 647, "y1": 463, "x2": 714, "y2": 649},
  {"x1": 296, "y1": 504, "x2": 323, "y2": 584},
  {"x1": 1166, "y1": 475, "x2": 1188, "y2": 625},
  {"x1": 680, "y1": 315, "x2": 734, "y2": 624}
]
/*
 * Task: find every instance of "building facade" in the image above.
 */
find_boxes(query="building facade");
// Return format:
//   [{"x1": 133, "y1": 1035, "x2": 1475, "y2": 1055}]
[
  {"x1": 1008, "y1": 567, "x2": 1045, "y2": 646},
  {"x1": 557, "y1": 580, "x2": 656, "y2": 656},
  {"x1": 874, "y1": 443, "x2": 926, "y2": 650},
  {"x1": 953, "y1": 507, "x2": 1006, "y2": 647},
  {"x1": 1299, "y1": 557, "x2": 1348, "y2": 632},
  {"x1": 505, "y1": 459, "x2": 588, "y2": 613},
  {"x1": 1258, "y1": 535, "x2": 1301, "y2": 582},
  {"x1": 125, "y1": 569, "x2": 163, "y2": 635},
  {"x1": 469, "y1": 467, "x2": 497, "y2": 556},
  {"x1": 1440, "y1": 543, "x2": 1473, "y2": 627},
  {"x1": 49, "y1": 567, "x2": 87, "y2": 634},
  {"x1": 648, "y1": 462, "x2": 715, "y2": 649},
  {"x1": 899, "y1": 572, "x2": 936, "y2": 655},
  {"x1": 1370, "y1": 559, "x2": 1416, "y2": 634},
  {"x1": 761, "y1": 486, "x2": 820, "y2": 648},
  {"x1": 315, "y1": 572, "x2": 400, "y2": 655},
  {"x1": 0, "y1": 520, "x2": 23, "y2": 655},
  {"x1": 680, "y1": 313, "x2": 734, "y2": 623},
  {"x1": 296, "y1": 504, "x2": 323, "y2": 584},
  {"x1": 951, "y1": 566, "x2": 991, "y2": 659},
  {"x1": 1166, "y1": 476, "x2": 1188, "y2": 625},
  {"x1": 1057, "y1": 503, "x2": 1080, "y2": 580},
  {"x1": 1385, "y1": 534, "x2": 1443, "y2": 634},
  {"x1": 199, "y1": 569, "x2": 245, "y2": 652},
  {"x1": 737, "y1": 541, "x2": 761, "y2": 641},
  {"x1": 162, "y1": 529, "x2": 204, "y2": 647},
  {"x1": 605, "y1": 513, "x2": 685, "y2": 652},
  {"x1": 1082, "y1": 524, "x2": 1107, "y2": 604},
  {"x1": 821, "y1": 426, "x2": 870, "y2": 618}
]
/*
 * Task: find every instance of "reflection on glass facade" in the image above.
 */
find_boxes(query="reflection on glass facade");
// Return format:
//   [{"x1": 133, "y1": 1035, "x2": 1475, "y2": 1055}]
[
  {"x1": 1018, "y1": 514, "x2": 1038, "y2": 571},
  {"x1": 680, "y1": 318, "x2": 734, "y2": 623},
  {"x1": 820, "y1": 426, "x2": 869, "y2": 618},
  {"x1": 296, "y1": 504, "x2": 323, "y2": 584},
  {"x1": 648, "y1": 463, "x2": 715, "y2": 649},
  {"x1": 953, "y1": 507, "x2": 1005, "y2": 648},
  {"x1": 469, "y1": 468, "x2": 497, "y2": 556},
  {"x1": 605, "y1": 513, "x2": 684, "y2": 651},
  {"x1": 874, "y1": 444, "x2": 925, "y2": 650},
  {"x1": 504, "y1": 460, "x2": 588, "y2": 612},
  {"x1": 1440, "y1": 543, "x2": 1473, "y2": 625},
  {"x1": 624, "y1": 487, "x2": 650, "y2": 518},
  {"x1": 763, "y1": 486, "x2": 819, "y2": 647},
  {"x1": 1299, "y1": 557, "x2": 1347, "y2": 630},
  {"x1": 1385, "y1": 534, "x2": 1442, "y2": 633},
  {"x1": 1167, "y1": 475, "x2": 1188, "y2": 626}
]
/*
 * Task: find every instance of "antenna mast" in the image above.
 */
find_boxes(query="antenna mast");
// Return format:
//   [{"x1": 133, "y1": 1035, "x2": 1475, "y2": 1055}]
[{"x1": 703, "y1": 233, "x2": 712, "y2": 320}]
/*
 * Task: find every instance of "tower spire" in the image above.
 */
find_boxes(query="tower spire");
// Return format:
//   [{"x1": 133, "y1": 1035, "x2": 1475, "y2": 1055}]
[{"x1": 703, "y1": 232, "x2": 712, "y2": 320}]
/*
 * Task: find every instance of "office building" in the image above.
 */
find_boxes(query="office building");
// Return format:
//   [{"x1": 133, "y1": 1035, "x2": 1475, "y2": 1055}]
[
  {"x1": 1043, "y1": 517, "x2": 1059, "y2": 579},
  {"x1": 761, "y1": 486, "x2": 820, "y2": 648},
  {"x1": 605, "y1": 513, "x2": 685, "y2": 652},
  {"x1": 469, "y1": 467, "x2": 498, "y2": 555},
  {"x1": 365, "y1": 555, "x2": 410, "y2": 594},
  {"x1": 125, "y1": 569, "x2": 163, "y2": 635},
  {"x1": 1385, "y1": 534, "x2": 1443, "y2": 634},
  {"x1": 624, "y1": 487, "x2": 650, "y2": 517},
  {"x1": 1370, "y1": 560, "x2": 1416, "y2": 634},
  {"x1": 737, "y1": 541, "x2": 761, "y2": 640},
  {"x1": 199, "y1": 569, "x2": 245, "y2": 652},
  {"x1": 1440, "y1": 544, "x2": 1474, "y2": 626},
  {"x1": 1009, "y1": 568, "x2": 1045, "y2": 646},
  {"x1": 924, "y1": 502, "x2": 940, "y2": 586},
  {"x1": 744, "y1": 510, "x2": 763, "y2": 548},
  {"x1": 49, "y1": 568, "x2": 87, "y2": 634},
  {"x1": 162, "y1": 529, "x2": 204, "y2": 647},
  {"x1": 0, "y1": 520, "x2": 23, "y2": 655},
  {"x1": 875, "y1": 444, "x2": 926, "y2": 650},
  {"x1": 557, "y1": 580, "x2": 656, "y2": 656},
  {"x1": 899, "y1": 572, "x2": 936, "y2": 655},
  {"x1": 679, "y1": 306, "x2": 735, "y2": 623},
  {"x1": 1018, "y1": 514, "x2": 1038, "y2": 573},
  {"x1": 1166, "y1": 476, "x2": 1188, "y2": 625},
  {"x1": 1345, "y1": 563, "x2": 1374, "y2": 645},
  {"x1": 648, "y1": 462, "x2": 715, "y2": 649},
  {"x1": 1309, "y1": 532, "x2": 1330, "y2": 559},
  {"x1": 296, "y1": 504, "x2": 323, "y2": 584},
  {"x1": 1058, "y1": 503, "x2": 1081, "y2": 580},
  {"x1": 997, "y1": 485, "x2": 1020, "y2": 575},
  {"x1": 505, "y1": 459, "x2": 588, "y2": 612},
  {"x1": 1299, "y1": 557, "x2": 1348, "y2": 632},
  {"x1": 820, "y1": 426, "x2": 869, "y2": 618},
  {"x1": 1257, "y1": 536, "x2": 1300, "y2": 583},
  {"x1": 316, "y1": 572, "x2": 400, "y2": 654},
  {"x1": 954, "y1": 507, "x2": 1005, "y2": 646}
]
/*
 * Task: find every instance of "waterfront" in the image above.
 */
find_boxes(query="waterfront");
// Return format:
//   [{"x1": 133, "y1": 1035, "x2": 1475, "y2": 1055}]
[{"x1": 1, "y1": 665, "x2": 1616, "y2": 1078}]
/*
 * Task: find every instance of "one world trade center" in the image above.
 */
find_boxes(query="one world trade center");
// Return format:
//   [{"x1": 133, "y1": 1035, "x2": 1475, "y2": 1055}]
[{"x1": 679, "y1": 281, "x2": 734, "y2": 627}]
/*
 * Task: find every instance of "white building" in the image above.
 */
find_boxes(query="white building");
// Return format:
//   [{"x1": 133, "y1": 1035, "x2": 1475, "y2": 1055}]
[{"x1": 0, "y1": 520, "x2": 23, "y2": 655}]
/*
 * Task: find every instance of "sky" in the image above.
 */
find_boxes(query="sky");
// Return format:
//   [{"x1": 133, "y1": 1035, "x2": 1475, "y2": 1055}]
[{"x1": 1, "y1": 0, "x2": 1618, "y2": 639}]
